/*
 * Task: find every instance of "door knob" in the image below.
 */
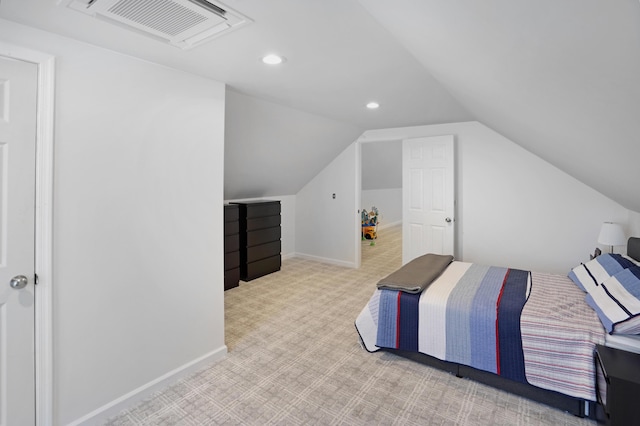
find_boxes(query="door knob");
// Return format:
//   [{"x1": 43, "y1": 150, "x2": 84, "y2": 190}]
[
  {"x1": 10, "y1": 275, "x2": 28, "y2": 290},
  {"x1": 445, "y1": 217, "x2": 452, "y2": 223}
]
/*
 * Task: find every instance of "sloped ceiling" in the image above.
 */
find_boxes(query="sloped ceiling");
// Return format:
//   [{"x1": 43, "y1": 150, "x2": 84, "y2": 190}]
[
  {"x1": 0, "y1": 0, "x2": 471, "y2": 199},
  {"x1": 224, "y1": 90, "x2": 363, "y2": 199},
  {"x1": 358, "y1": 0, "x2": 640, "y2": 212},
  {"x1": 1, "y1": 1, "x2": 639, "y2": 209}
]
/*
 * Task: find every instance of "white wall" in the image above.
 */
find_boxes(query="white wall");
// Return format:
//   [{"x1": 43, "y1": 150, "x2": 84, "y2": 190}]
[
  {"x1": 295, "y1": 142, "x2": 359, "y2": 267},
  {"x1": 0, "y1": 20, "x2": 227, "y2": 425},
  {"x1": 361, "y1": 188, "x2": 402, "y2": 228},
  {"x1": 629, "y1": 210, "x2": 640, "y2": 240},
  {"x1": 360, "y1": 140, "x2": 402, "y2": 229},
  {"x1": 361, "y1": 140, "x2": 402, "y2": 190},
  {"x1": 359, "y1": 121, "x2": 631, "y2": 274},
  {"x1": 224, "y1": 195, "x2": 296, "y2": 259}
]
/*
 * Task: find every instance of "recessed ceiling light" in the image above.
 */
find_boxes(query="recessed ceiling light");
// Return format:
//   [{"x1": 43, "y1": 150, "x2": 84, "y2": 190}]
[
  {"x1": 262, "y1": 54, "x2": 285, "y2": 65},
  {"x1": 366, "y1": 102, "x2": 380, "y2": 109}
]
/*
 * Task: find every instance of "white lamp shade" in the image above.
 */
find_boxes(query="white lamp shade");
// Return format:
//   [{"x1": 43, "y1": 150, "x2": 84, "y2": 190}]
[{"x1": 598, "y1": 222, "x2": 626, "y2": 247}]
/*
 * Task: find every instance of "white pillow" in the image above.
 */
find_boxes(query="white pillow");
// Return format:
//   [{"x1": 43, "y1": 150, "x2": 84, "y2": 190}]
[{"x1": 586, "y1": 266, "x2": 640, "y2": 334}]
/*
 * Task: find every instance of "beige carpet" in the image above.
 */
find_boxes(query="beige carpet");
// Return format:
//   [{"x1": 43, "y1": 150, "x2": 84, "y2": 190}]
[{"x1": 106, "y1": 225, "x2": 596, "y2": 425}]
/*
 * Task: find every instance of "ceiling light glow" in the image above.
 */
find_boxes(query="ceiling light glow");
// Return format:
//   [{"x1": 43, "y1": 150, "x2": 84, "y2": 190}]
[
  {"x1": 366, "y1": 102, "x2": 380, "y2": 109},
  {"x1": 262, "y1": 54, "x2": 284, "y2": 65}
]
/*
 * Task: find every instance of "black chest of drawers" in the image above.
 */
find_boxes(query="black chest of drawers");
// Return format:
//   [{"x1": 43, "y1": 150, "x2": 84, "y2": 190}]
[
  {"x1": 233, "y1": 200, "x2": 281, "y2": 281},
  {"x1": 223, "y1": 204, "x2": 240, "y2": 290}
]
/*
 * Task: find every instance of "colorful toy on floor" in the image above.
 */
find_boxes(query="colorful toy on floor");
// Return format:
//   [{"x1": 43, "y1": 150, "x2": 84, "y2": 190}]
[{"x1": 361, "y1": 206, "x2": 379, "y2": 245}]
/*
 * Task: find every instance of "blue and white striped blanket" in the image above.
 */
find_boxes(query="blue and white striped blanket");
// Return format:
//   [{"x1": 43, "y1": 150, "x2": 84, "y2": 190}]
[
  {"x1": 355, "y1": 261, "x2": 606, "y2": 401},
  {"x1": 375, "y1": 263, "x2": 530, "y2": 381}
]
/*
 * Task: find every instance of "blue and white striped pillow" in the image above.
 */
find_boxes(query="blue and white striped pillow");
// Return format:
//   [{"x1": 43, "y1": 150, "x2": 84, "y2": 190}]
[
  {"x1": 568, "y1": 253, "x2": 637, "y2": 292},
  {"x1": 586, "y1": 266, "x2": 640, "y2": 334}
]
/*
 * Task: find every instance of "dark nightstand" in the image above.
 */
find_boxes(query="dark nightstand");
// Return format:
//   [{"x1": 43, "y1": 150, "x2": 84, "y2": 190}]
[{"x1": 595, "y1": 344, "x2": 640, "y2": 425}]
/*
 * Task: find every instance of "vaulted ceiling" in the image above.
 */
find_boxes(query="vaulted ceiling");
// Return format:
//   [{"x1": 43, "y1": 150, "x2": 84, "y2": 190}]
[
  {"x1": 1, "y1": 0, "x2": 639, "y2": 210},
  {"x1": 359, "y1": 0, "x2": 640, "y2": 213}
]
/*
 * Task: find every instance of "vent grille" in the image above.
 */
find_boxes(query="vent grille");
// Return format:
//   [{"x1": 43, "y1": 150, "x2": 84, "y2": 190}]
[
  {"x1": 108, "y1": 0, "x2": 211, "y2": 37},
  {"x1": 64, "y1": 0, "x2": 251, "y2": 49}
]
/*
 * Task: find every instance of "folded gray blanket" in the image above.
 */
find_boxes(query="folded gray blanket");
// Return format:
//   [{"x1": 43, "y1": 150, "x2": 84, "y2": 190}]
[{"x1": 377, "y1": 253, "x2": 454, "y2": 294}]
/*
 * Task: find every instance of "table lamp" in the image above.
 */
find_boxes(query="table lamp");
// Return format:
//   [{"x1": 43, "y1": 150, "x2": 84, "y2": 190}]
[{"x1": 598, "y1": 222, "x2": 626, "y2": 253}]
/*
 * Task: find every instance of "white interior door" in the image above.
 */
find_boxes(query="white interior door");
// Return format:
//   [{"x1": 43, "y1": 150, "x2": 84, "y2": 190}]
[
  {"x1": 402, "y1": 135, "x2": 455, "y2": 265},
  {"x1": 0, "y1": 55, "x2": 37, "y2": 425}
]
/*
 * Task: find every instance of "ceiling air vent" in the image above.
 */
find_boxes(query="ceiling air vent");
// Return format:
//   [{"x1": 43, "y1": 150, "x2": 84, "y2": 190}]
[{"x1": 63, "y1": 0, "x2": 252, "y2": 49}]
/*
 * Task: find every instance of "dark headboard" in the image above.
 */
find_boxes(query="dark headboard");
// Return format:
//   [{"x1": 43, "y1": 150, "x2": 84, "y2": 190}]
[{"x1": 629, "y1": 237, "x2": 640, "y2": 262}]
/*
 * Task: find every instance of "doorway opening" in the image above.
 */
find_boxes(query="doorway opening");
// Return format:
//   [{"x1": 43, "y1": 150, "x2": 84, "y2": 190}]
[
  {"x1": 358, "y1": 139, "x2": 403, "y2": 266},
  {"x1": 356, "y1": 134, "x2": 456, "y2": 268}
]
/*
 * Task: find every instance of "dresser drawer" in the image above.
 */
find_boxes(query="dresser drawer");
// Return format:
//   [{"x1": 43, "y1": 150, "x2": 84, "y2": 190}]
[
  {"x1": 246, "y1": 241, "x2": 281, "y2": 263},
  {"x1": 225, "y1": 250, "x2": 240, "y2": 270},
  {"x1": 245, "y1": 202, "x2": 280, "y2": 218},
  {"x1": 224, "y1": 267, "x2": 239, "y2": 290},
  {"x1": 243, "y1": 255, "x2": 281, "y2": 281},
  {"x1": 246, "y1": 227, "x2": 281, "y2": 247},
  {"x1": 224, "y1": 204, "x2": 239, "y2": 222},
  {"x1": 246, "y1": 214, "x2": 280, "y2": 231},
  {"x1": 224, "y1": 234, "x2": 239, "y2": 252},
  {"x1": 224, "y1": 220, "x2": 239, "y2": 236}
]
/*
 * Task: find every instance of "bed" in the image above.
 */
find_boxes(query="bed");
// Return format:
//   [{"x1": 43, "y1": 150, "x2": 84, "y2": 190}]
[{"x1": 355, "y1": 237, "x2": 640, "y2": 418}]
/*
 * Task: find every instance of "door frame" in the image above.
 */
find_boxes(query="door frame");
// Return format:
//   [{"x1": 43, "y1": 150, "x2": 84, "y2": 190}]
[
  {"x1": 354, "y1": 141, "x2": 362, "y2": 269},
  {"x1": 0, "y1": 42, "x2": 55, "y2": 426},
  {"x1": 356, "y1": 129, "x2": 458, "y2": 267}
]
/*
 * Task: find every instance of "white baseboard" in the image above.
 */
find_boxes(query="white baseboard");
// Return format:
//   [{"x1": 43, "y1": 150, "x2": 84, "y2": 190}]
[
  {"x1": 292, "y1": 252, "x2": 357, "y2": 268},
  {"x1": 282, "y1": 252, "x2": 296, "y2": 260},
  {"x1": 69, "y1": 346, "x2": 228, "y2": 426}
]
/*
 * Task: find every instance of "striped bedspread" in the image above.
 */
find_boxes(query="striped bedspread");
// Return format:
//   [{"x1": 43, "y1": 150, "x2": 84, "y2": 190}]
[
  {"x1": 521, "y1": 272, "x2": 606, "y2": 400},
  {"x1": 355, "y1": 261, "x2": 606, "y2": 401}
]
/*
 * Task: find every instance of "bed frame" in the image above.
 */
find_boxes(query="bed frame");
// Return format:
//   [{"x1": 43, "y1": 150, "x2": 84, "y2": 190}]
[{"x1": 383, "y1": 237, "x2": 640, "y2": 419}]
